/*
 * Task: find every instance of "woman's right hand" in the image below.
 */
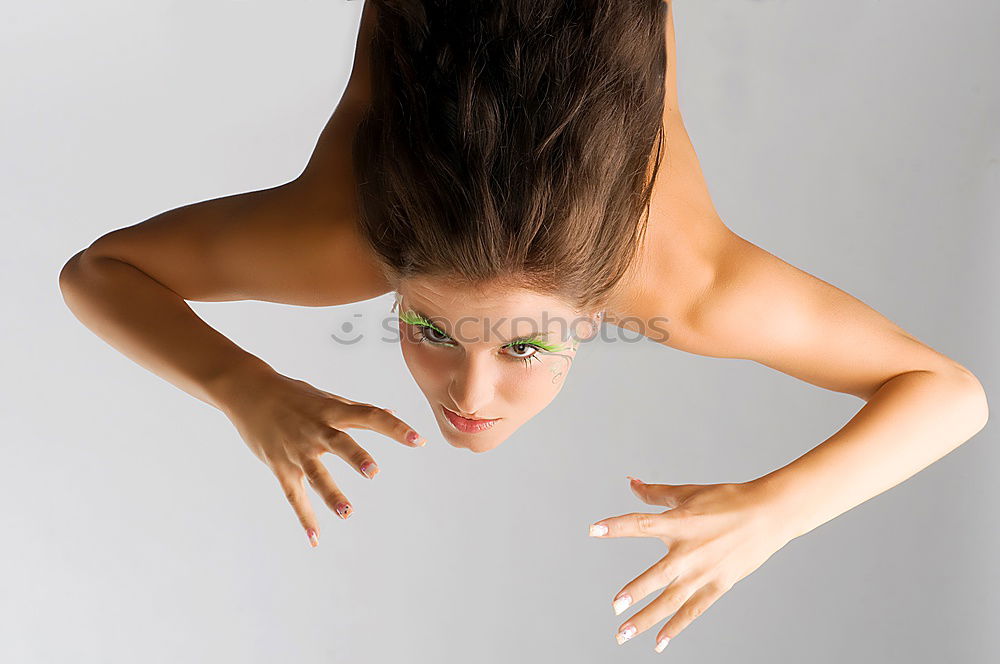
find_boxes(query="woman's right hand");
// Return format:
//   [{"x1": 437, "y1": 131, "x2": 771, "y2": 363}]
[{"x1": 214, "y1": 365, "x2": 426, "y2": 548}]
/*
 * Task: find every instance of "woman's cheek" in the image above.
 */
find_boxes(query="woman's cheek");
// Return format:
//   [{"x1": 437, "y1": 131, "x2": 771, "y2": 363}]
[
  {"x1": 543, "y1": 350, "x2": 576, "y2": 386},
  {"x1": 499, "y1": 356, "x2": 571, "y2": 411},
  {"x1": 400, "y1": 338, "x2": 446, "y2": 389}
]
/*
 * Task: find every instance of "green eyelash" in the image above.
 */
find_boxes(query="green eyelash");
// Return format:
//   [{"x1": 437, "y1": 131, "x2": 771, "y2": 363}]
[
  {"x1": 398, "y1": 310, "x2": 448, "y2": 339},
  {"x1": 505, "y1": 336, "x2": 563, "y2": 353},
  {"x1": 503, "y1": 337, "x2": 562, "y2": 368},
  {"x1": 399, "y1": 308, "x2": 572, "y2": 366}
]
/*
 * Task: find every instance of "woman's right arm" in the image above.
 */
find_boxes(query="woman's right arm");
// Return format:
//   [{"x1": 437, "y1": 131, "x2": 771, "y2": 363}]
[
  {"x1": 58, "y1": 173, "x2": 422, "y2": 546},
  {"x1": 58, "y1": 177, "x2": 387, "y2": 410},
  {"x1": 58, "y1": 0, "x2": 404, "y2": 547}
]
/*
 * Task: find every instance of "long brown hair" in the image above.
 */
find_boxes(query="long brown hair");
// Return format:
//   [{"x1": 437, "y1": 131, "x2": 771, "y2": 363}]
[{"x1": 352, "y1": 0, "x2": 668, "y2": 313}]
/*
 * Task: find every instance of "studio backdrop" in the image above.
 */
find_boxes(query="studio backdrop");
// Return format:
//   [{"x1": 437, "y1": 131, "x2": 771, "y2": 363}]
[{"x1": 1, "y1": 1, "x2": 996, "y2": 662}]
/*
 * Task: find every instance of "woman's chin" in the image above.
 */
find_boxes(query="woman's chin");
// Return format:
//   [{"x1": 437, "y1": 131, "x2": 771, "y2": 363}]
[{"x1": 438, "y1": 424, "x2": 512, "y2": 453}]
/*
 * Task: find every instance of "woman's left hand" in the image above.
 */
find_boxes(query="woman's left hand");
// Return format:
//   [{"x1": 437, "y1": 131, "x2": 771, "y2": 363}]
[{"x1": 588, "y1": 477, "x2": 794, "y2": 651}]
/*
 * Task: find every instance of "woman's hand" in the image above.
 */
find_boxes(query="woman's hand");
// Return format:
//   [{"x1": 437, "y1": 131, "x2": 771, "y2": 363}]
[
  {"x1": 214, "y1": 365, "x2": 426, "y2": 547},
  {"x1": 588, "y1": 477, "x2": 793, "y2": 652}
]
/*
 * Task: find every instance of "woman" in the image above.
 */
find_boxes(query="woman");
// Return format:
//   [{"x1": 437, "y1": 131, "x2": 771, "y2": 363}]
[{"x1": 58, "y1": 0, "x2": 988, "y2": 651}]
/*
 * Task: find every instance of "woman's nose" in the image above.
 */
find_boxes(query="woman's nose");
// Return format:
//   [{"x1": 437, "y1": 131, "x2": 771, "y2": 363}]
[{"x1": 447, "y1": 352, "x2": 497, "y2": 416}]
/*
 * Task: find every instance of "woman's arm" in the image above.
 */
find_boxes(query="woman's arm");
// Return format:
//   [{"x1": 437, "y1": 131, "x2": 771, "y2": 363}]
[
  {"x1": 57, "y1": 167, "x2": 424, "y2": 544},
  {"x1": 657, "y1": 227, "x2": 989, "y2": 537},
  {"x1": 57, "y1": 3, "x2": 426, "y2": 544},
  {"x1": 59, "y1": 176, "x2": 389, "y2": 412},
  {"x1": 754, "y1": 368, "x2": 987, "y2": 543},
  {"x1": 59, "y1": 0, "x2": 386, "y2": 409},
  {"x1": 590, "y1": 225, "x2": 988, "y2": 647}
]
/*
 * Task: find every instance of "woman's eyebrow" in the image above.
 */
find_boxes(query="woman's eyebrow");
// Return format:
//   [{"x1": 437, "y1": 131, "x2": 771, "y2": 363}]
[{"x1": 403, "y1": 306, "x2": 563, "y2": 346}]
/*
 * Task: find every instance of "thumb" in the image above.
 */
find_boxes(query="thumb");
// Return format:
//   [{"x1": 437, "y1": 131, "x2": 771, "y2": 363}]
[{"x1": 627, "y1": 476, "x2": 699, "y2": 508}]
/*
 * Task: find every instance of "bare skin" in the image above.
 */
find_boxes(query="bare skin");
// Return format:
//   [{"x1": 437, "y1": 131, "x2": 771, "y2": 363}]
[{"x1": 59, "y1": 0, "x2": 984, "y2": 571}]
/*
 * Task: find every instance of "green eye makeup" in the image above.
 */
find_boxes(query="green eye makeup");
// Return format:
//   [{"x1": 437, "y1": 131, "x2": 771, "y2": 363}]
[
  {"x1": 397, "y1": 306, "x2": 575, "y2": 365},
  {"x1": 398, "y1": 309, "x2": 448, "y2": 338}
]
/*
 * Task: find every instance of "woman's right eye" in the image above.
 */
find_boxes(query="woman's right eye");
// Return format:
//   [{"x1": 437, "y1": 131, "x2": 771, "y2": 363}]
[{"x1": 419, "y1": 325, "x2": 453, "y2": 345}]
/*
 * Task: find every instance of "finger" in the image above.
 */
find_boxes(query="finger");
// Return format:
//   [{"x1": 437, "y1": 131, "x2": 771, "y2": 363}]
[
  {"x1": 613, "y1": 576, "x2": 699, "y2": 645},
  {"x1": 275, "y1": 466, "x2": 323, "y2": 546},
  {"x1": 329, "y1": 403, "x2": 426, "y2": 447},
  {"x1": 627, "y1": 477, "x2": 702, "y2": 508},
  {"x1": 298, "y1": 455, "x2": 354, "y2": 520},
  {"x1": 611, "y1": 552, "x2": 684, "y2": 616},
  {"x1": 589, "y1": 511, "x2": 679, "y2": 540},
  {"x1": 319, "y1": 428, "x2": 380, "y2": 479},
  {"x1": 653, "y1": 580, "x2": 730, "y2": 651}
]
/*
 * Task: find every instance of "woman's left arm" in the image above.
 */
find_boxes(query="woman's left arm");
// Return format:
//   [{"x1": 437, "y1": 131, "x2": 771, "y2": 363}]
[
  {"x1": 681, "y1": 227, "x2": 989, "y2": 537},
  {"x1": 591, "y1": 227, "x2": 989, "y2": 650}
]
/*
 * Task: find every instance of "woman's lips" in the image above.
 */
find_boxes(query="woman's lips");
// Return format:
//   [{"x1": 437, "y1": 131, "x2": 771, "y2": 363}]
[{"x1": 441, "y1": 405, "x2": 500, "y2": 434}]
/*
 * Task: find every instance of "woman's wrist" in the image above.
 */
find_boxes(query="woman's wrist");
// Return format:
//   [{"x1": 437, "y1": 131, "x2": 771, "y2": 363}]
[
  {"x1": 203, "y1": 355, "x2": 277, "y2": 416},
  {"x1": 740, "y1": 473, "x2": 812, "y2": 546}
]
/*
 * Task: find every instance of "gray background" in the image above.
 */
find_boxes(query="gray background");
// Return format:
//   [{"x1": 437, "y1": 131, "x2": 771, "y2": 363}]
[{"x1": 2, "y1": 0, "x2": 997, "y2": 661}]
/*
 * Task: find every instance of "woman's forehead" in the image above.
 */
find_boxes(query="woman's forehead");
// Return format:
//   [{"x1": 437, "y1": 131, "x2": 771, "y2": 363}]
[
  {"x1": 395, "y1": 278, "x2": 587, "y2": 344},
  {"x1": 396, "y1": 276, "x2": 577, "y2": 316}
]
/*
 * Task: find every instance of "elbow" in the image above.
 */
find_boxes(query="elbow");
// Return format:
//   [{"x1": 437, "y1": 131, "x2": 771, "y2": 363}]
[
  {"x1": 58, "y1": 249, "x2": 87, "y2": 302},
  {"x1": 965, "y1": 372, "x2": 989, "y2": 434},
  {"x1": 59, "y1": 246, "x2": 107, "y2": 309},
  {"x1": 892, "y1": 362, "x2": 990, "y2": 435},
  {"x1": 948, "y1": 365, "x2": 989, "y2": 435}
]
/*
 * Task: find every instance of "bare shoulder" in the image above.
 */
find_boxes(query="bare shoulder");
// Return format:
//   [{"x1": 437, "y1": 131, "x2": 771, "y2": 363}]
[
  {"x1": 607, "y1": 108, "x2": 736, "y2": 349},
  {"x1": 607, "y1": 98, "x2": 734, "y2": 347},
  {"x1": 662, "y1": 0, "x2": 679, "y2": 117},
  {"x1": 605, "y1": 200, "x2": 732, "y2": 352},
  {"x1": 78, "y1": 2, "x2": 389, "y2": 308},
  {"x1": 83, "y1": 170, "x2": 388, "y2": 308},
  {"x1": 83, "y1": 91, "x2": 388, "y2": 307}
]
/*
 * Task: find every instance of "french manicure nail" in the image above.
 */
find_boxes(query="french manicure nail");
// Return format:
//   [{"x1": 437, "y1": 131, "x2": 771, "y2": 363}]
[
  {"x1": 336, "y1": 503, "x2": 352, "y2": 518},
  {"x1": 361, "y1": 461, "x2": 378, "y2": 478},
  {"x1": 615, "y1": 625, "x2": 637, "y2": 645},
  {"x1": 306, "y1": 528, "x2": 319, "y2": 547},
  {"x1": 589, "y1": 523, "x2": 608, "y2": 537},
  {"x1": 613, "y1": 594, "x2": 632, "y2": 615},
  {"x1": 406, "y1": 430, "x2": 423, "y2": 445},
  {"x1": 655, "y1": 636, "x2": 670, "y2": 652}
]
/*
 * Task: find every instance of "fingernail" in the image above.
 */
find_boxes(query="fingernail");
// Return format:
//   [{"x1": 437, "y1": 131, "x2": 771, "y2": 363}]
[
  {"x1": 387, "y1": 408, "x2": 397, "y2": 415},
  {"x1": 336, "y1": 503, "x2": 352, "y2": 518},
  {"x1": 589, "y1": 523, "x2": 608, "y2": 537},
  {"x1": 613, "y1": 594, "x2": 632, "y2": 615},
  {"x1": 615, "y1": 624, "x2": 637, "y2": 645},
  {"x1": 406, "y1": 430, "x2": 425, "y2": 445},
  {"x1": 306, "y1": 528, "x2": 319, "y2": 547},
  {"x1": 361, "y1": 461, "x2": 378, "y2": 479},
  {"x1": 627, "y1": 475, "x2": 643, "y2": 485},
  {"x1": 655, "y1": 636, "x2": 671, "y2": 653}
]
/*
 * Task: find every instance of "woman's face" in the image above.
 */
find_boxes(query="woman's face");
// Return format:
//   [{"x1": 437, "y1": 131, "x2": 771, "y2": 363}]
[{"x1": 394, "y1": 276, "x2": 597, "y2": 453}]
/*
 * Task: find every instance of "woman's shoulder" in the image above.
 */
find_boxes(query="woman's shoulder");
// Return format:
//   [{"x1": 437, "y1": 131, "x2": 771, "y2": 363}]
[
  {"x1": 606, "y1": 111, "x2": 730, "y2": 343},
  {"x1": 606, "y1": 205, "x2": 729, "y2": 347},
  {"x1": 606, "y1": 0, "x2": 725, "y2": 319},
  {"x1": 288, "y1": 92, "x2": 390, "y2": 305}
]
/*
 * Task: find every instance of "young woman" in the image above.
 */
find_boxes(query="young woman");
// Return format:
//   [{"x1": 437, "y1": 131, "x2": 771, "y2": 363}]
[{"x1": 58, "y1": 1, "x2": 987, "y2": 651}]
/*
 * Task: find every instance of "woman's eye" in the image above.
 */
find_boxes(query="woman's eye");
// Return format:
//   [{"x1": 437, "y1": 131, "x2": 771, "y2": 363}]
[
  {"x1": 504, "y1": 342, "x2": 539, "y2": 359},
  {"x1": 420, "y1": 325, "x2": 452, "y2": 344}
]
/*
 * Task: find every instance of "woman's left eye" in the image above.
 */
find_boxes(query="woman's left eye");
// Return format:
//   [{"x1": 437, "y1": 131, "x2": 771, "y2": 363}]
[{"x1": 504, "y1": 342, "x2": 539, "y2": 359}]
